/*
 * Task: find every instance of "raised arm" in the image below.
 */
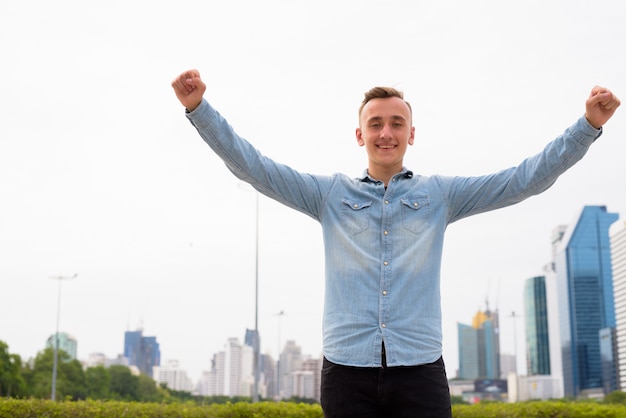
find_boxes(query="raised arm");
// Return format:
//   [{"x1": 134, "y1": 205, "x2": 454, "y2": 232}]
[
  {"x1": 585, "y1": 86, "x2": 620, "y2": 129},
  {"x1": 171, "y1": 69, "x2": 206, "y2": 111}
]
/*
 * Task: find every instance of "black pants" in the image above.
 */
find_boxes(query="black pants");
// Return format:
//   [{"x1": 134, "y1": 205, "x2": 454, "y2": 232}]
[{"x1": 320, "y1": 356, "x2": 451, "y2": 418}]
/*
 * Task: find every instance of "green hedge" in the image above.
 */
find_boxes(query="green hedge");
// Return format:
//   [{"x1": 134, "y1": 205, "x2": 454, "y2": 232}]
[
  {"x1": 2, "y1": 399, "x2": 626, "y2": 417},
  {"x1": 453, "y1": 401, "x2": 626, "y2": 417},
  {"x1": 0, "y1": 399, "x2": 323, "y2": 417}
]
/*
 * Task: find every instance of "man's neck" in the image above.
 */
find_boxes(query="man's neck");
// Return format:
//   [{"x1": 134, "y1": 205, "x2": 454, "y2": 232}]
[{"x1": 368, "y1": 167, "x2": 403, "y2": 187}]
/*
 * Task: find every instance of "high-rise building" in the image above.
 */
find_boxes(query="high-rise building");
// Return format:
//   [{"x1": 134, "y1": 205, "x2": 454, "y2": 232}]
[
  {"x1": 554, "y1": 205, "x2": 619, "y2": 397},
  {"x1": 279, "y1": 340, "x2": 303, "y2": 399},
  {"x1": 610, "y1": 220, "x2": 626, "y2": 390},
  {"x1": 600, "y1": 327, "x2": 619, "y2": 395},
  {"x1": 243, "y1": 328, "x2": 263, "y2": 399},
  {"x1": 500, "y1": 353, "x2": 517, "y2": 379},
  {"x1": 199, "y1": 337, "x2": 256, "y2": 397},
  {"x1": 457, "y1": 305, "x2": 500, "y2": 380},
  {"x1": 261, "y1": 353, "x2": 277, "y2": 400},
  {"x1": 544, "y1": 225, "x2": 567, "y2": 398},
  {"x1": 45, "y1": 332, "x2": 77, "y2": 360},
  {"x1": 299, "y1": 357, "x2": 322, "y2": 401},
  {"x1": 153, "y1": 359, "x2": 194, "y2": 392},
  {"x1": 524, "y1": 276, "x2": 551, "y2": 376},
  {"x1": 123, "y1": 330, "x2": 160, "y2": 378}
]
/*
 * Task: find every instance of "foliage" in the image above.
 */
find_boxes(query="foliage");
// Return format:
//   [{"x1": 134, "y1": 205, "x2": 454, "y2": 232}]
[
  {"x1": 85, "y1": 366, "x2": 110, "y2": 399},
  {"x1": 284, "y1": 396, "x2": 318, "y2": 405},
  {"x1": 0, "y1": 341, "x2": 27, "y2": 398},
  {"x1": 604, "y1": 390, "x2": 626, "y2": 405},
  {"x1": 2, "y1": 399, "x2": 626, "y2": 417},
  {"x1": 0, "y1": 399, "x2": 323, "y2": 417},
  {"x1": 21, "y1": 347, "x2": 86, "y2": 400},
  {"x1": 450, "y1": 394, "x2": 469, "y2": 405},
  {"x1": 452, "y1": 400, "x2": 626, "y2": 417},
  {"x1": 107, "y1": 365, "x2": 139, "y2": 401}
]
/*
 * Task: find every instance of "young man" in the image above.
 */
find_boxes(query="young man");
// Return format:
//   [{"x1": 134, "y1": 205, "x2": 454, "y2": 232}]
[{"x1": 172, "y1": 69, "x2": 619, "y2": 417}]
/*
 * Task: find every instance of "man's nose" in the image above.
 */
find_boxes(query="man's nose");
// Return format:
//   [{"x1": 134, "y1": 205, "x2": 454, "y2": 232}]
[{"x1": 379, "y1": 124, "x2": 392, "y2": 138}]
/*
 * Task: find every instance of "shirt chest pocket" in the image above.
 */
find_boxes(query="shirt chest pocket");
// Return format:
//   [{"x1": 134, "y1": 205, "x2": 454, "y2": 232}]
[
  {"x1": 400, "y1": 196, "x2": 430, "y2": 235},
  {"x1": 341, "y1": 199, "x2": 372, "y2": 235}
]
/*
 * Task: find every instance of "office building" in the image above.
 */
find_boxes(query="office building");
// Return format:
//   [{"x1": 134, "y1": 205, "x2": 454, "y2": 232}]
[
  {"x1": 458, "y1": 304, "x2": 500, "y2": 380},
  {"x1": 199, "y1": 337, "x2": 259, "y2": 397},
  {"x1": 544, "y1": 225, "x2": 567, "y2": 398},
  {"x1": 124, "y1": 329, "x2": 160, "y2": 378},
  {"x1": 611, "y1": 221, "x2": 626, "y2": 390},
  {"x1": 279, "y1": 340, "x2": 303, "y2": 399},
  {"x1": 45, "y1": 332, "x2": 77, "y2": 360},
  {"x1": 554, "y1": 205, "x2": 618, "y2": 397},
  {"x1": 153, "y1": 359, "x2": 194, "y2": 392},
  {"x1": 524, "y1": 276, "x2": 551, "y2": 375},
  {"x1": 299, "y1": 357, "x2": 322, "y2": 401}
]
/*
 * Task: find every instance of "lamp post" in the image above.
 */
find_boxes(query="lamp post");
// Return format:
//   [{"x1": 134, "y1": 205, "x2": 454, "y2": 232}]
[
  {"x1": 50, "y1": 273, "x2": 77, "y2": 401},
  {"x1": 253, "y1": 190, "x2": 260, "y2": 403},
  {"x1": 240, "y1": 183, "x2": 260, "y2": 402}
]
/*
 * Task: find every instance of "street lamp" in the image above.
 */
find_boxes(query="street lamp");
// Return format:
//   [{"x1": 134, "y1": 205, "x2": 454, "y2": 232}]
[
  {"x1": 239, "y1": 183, "x2": 260, "y2": 402},
  {"x1": 253, "y1": 190, "x2": 260, "y2": 403},
  {"x1": 50, "y1": 273, "x2": 77, "y2": 401}
]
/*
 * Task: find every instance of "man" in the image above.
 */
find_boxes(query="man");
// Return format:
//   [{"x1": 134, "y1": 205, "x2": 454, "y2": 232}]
[{"x1": 172, "y1": 69, "x2": 619, "y2": 417}]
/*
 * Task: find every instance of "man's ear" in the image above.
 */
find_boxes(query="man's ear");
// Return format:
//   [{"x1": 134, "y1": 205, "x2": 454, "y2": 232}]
[
  {"x1": 356, "y1": 128, "x2": 365, "y2": 147},
  {"x1": 408, "y1": 126, "x2": 415, "y2": 146}
]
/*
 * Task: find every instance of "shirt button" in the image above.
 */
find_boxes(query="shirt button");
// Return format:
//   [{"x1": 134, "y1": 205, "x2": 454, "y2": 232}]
[
  {"x1": 384, "y1": 230, "x2": 389, "y2": 235},
  {"x1": 413, "y1": 202, "x2": 419, "y2": 208},
  {"x1": 382, "y1": 290, "x2": 388, "y2": 296},
  {"x1": 353, "y1": 204, "x2": 359, "y2": 209},
  {"x1": 383, "y1": 261, "x2": 389, "y2": 266},
  {"x1": 381, "y1": 323, "x2": 386, "y2": 328},
  {"x1": 384, "y1": 200, "x2": 389, "y2": 205}
]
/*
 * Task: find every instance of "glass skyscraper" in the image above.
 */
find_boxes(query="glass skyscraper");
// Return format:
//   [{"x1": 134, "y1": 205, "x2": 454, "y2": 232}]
[
  {"x1": 124, "y1": 330, "x2": 161, "y2": 378},
  {"x1": 524, "y1": 276, "x2": 551, "y2": 376},
  {"x1": 45, "y1": 332, "x2": 78, "y2": 360},
  {"x1": 554, "y1": 205, "x2": 618, "y2": 397},
  {"x1": 458, "y1": 306, "x2": 500, "y2": 380}
]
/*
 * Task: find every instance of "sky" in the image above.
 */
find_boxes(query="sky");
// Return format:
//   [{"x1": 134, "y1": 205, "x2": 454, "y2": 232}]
[{"x1": 1, "y1": 0, "x2": 626, "y2": 384}]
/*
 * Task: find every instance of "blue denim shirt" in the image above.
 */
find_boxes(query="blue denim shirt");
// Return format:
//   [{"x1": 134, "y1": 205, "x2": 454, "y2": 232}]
[{"x1": 187, "y1": 99, "x2": 601, "y2": 368}]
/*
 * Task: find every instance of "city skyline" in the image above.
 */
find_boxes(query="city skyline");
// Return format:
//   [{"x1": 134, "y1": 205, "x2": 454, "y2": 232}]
[
  {"x1": 2, "y1": 0, "x2": 626, "y2": 384},
  {"x1": 33, "y1": 325, "x2": 321, "y2": 391}
]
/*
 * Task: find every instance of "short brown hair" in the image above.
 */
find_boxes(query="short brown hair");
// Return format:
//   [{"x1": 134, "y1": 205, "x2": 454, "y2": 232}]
[{"x1": 358, "y1": 87, "x2": 412, "y2": 117}]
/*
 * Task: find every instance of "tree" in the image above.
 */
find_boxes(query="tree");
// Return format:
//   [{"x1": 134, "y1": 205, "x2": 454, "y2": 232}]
[
  {"x1": 136, "y1": 373, "x2": 167, "y2": 403},
  {"x1": 108, "y1": 365, "x2": 139, "y2": 401},
  {"x1": 604, "y1": 390, "x2": 626, "y2": 405},
  {"x1": 0, "y1": 341, "x2": 26, "y2": 397},
  {"x1": 85, "y1": 366, "x2": 110, "y2": 399},
  {"x1": 23, "y1": 348, "x2": 86, "y2": 400}
]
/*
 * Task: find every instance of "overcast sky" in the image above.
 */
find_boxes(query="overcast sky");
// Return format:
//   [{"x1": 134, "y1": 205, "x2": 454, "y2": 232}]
[{"x1": 1, "y1": 0, "x2": 625, "y2": 383}]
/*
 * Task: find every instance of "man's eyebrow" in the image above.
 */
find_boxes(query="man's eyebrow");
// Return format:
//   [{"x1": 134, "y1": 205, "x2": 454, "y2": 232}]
[{"x1": 367, "y1": 115, "x2": 407, "y2": 122}]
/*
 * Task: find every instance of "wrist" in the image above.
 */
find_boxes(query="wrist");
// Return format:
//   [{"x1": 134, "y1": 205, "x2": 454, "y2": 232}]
[
  {"x1": 186, "y1": 100, "x2": 202, "y2": 113},
  {"x1": 584, "y1": 113, "x2": 602, "y2": 130}
]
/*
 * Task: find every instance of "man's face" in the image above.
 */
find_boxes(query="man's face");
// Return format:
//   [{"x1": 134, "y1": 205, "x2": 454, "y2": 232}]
[{"x1": 356, "y1": 97, "x2": 415, "y2": 175}]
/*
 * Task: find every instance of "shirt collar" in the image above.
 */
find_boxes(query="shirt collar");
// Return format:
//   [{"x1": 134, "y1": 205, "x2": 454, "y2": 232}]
[{"x1": 359, "y1": 168, "x2": 414, "y2": 183}]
